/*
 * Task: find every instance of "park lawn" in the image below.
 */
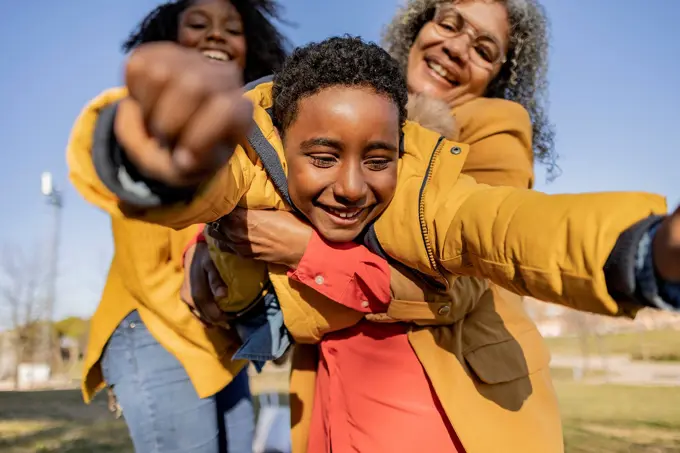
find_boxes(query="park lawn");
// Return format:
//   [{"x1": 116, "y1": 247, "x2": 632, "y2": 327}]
[
  {"x1": 557, "y1": 381, "x2": 680, "y2": 452},
  {"x1": 0, "y1": 389, "x2": 131, "y2": 453},
  {"x1": 0, "y1": 379, "x2": 679, "y2": 452},
  {"x1": 545, "y1": 329, "x2": 680, "y2": 361}
]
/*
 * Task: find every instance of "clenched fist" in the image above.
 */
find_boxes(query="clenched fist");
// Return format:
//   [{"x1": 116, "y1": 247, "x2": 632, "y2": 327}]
[{"x1": 115, "y1": 42, "x2": 254, "y2": 187}]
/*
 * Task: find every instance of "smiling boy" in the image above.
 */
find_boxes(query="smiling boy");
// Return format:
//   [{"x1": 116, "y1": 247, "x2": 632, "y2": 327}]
[{"x1": 67, "y1": 36, "x2": 680, "y2": 453}]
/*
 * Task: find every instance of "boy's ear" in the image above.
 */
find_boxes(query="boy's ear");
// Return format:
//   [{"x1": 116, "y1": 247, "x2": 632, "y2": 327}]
[{"x1": 406, "y1": 93, "x2": 458, "y2": 140}]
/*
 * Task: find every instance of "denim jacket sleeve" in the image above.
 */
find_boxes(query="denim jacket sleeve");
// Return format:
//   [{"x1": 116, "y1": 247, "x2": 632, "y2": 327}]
[
  {"x1": 604, "y1": 215, "x2": 679, "y2": 311},
  {"x1": 634, "y1": 220, "x2": 680, "y2": 311}
]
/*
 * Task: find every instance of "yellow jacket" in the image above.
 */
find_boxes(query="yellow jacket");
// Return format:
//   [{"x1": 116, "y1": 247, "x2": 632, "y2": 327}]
[
  {"x1": 69, "y1": 99, "x2": 248, "y2": 404},
  {"x1": 79, "y1": 219, "x2": 246, "y2": 403},
  {"x1": 68, "y1": 84, "x2": 666, "y2": 452},
  {"x1": 205, "y1": 94, "x2": 536, "y2": 314}
]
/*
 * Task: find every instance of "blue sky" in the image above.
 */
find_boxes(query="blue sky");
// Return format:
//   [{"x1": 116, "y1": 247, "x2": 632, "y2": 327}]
[{"x1": 0, "y1": 0, "x2": 678, "y2": 321}]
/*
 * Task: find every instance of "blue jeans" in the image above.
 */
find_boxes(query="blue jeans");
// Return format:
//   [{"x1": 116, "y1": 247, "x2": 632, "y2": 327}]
[{"x1": 101, "y1": 311, "x2": 255, "y2": 453}]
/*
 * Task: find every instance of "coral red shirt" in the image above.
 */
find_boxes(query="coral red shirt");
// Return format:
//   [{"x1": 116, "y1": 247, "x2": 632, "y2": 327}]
[
  {"x1": 286, "y1": 231, "x2": 392, "y2": 312},
  {"x1": 185, "y1": 226, "x2": 392, "y2": 311},
  {"x1": 188, "y1": 226, "x2": 462, "y2": 452}
]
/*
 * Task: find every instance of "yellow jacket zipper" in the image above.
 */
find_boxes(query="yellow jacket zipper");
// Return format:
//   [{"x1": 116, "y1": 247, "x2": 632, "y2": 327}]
[{"x1": 418, "y1": 137, "x2": 448, "y2": 287}]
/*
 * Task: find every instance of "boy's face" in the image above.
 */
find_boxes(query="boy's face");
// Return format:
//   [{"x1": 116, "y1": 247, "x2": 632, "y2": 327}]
[{"x1": 283, "y1": 86, "x2": 400, "y2": 242}]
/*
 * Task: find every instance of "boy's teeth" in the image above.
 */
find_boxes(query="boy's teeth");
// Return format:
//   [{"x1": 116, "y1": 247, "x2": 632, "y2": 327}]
[
  {"x1": 202, "y1": 50, "x2": 230, "y2": 61},
  {"x1": 329, "y1": 208, "x2": 361, "y2": 219}
]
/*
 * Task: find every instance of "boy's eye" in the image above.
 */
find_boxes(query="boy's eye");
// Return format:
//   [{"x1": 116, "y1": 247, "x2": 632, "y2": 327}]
[
  {"x1": 310, "y1": 156, "x2": 336, "y2": 168},
  {"x1": 365, "y1": 158, "x2": 391, "y2": 171}
]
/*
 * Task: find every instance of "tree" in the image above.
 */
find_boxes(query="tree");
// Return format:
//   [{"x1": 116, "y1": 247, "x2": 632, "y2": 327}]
[{"x1": 0, "y1": 243, "x2": 50, "y2": 387}]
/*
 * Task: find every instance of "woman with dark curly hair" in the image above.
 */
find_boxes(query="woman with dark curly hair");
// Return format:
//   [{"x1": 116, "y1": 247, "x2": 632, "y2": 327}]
[{"x1": 77, "y1": 1, "x2": 288, "y2": 452}]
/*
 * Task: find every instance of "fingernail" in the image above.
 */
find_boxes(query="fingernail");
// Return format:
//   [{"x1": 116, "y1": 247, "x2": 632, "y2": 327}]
[
  {"x1": 214, "y1": 287, "x2": 228, "y2": 299},
  {"x1": 173, "y1": 149, "x2": 194, "y2": 170}
]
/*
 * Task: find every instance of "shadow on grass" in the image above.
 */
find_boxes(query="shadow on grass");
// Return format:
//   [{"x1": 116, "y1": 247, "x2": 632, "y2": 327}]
[
  {"x1": 0, "y1": 420, "x2": 132, "y2": 453},
  {"x1": 0, "y1": 389, "x2": 132, "y2": 453},
  {"x1": 0, "y1": 389, "x2": 293, "y2": 453},
  {"x1": 0, "y1": 389, "x2": 112, "y2": 422}
]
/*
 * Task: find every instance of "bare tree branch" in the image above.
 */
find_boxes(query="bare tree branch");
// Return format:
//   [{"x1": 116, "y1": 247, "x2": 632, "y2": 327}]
[{"x1": 0, "y1": 243, "x2": 51, "y2": 384}]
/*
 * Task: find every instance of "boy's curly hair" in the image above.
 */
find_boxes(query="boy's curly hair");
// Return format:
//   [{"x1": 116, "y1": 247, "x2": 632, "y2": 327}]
[
  {"x1": 272, "y1": 36, "x2": 408, "y2": 133},
  {"x1": 383, "y1": 0, "x2": 558, "y2": 178},
  {"x1": 122, "y1": 0, "x2": 289, "y2": 83}
]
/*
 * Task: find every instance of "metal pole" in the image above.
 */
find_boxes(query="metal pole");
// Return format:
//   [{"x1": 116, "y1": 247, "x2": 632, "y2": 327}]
[{"x1": 40, "y1": 188, "x2": 62, "y2": 375}]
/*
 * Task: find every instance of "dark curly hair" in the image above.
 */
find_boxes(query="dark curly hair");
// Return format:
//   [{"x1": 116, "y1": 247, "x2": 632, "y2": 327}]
[
  {"x1": 122, "y1": 0, "x2": 289, "y2": 83},
  {"x1": 272, "y1": 36, "x2": 408, "y2": 133},
  {"x1": 383, "y1": 0, "x2": 558, "y2": 179}
]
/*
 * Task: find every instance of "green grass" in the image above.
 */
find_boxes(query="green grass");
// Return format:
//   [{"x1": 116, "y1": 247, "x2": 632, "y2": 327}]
[
  {"x1": 1, "y1": 380, "x2": 679, "y2": 452},
  {"x1": 0, "y1": 390, "x2": 131, "y2": 453},
  {"x1": 557, "y1": 382, "x2": 680, "y2": 452},
  {"x1": 549, "y1": 366, "x2": 606, "y2": 381},
  {"x1": 545, "y1": 329, "x2": 680, "y2": 361}
]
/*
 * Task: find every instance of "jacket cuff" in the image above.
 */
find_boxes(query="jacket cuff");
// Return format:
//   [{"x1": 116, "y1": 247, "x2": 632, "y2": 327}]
[
  {"x1": 287, "y1": 231, "x2": 358, "y2": 310},
  {"x1": 603, "y1": 215, "x2": 666, "y2": 308},
  {"x1": 635, "y1": 221, "x2": 680, "y2": 311},
  {"x1": 92, "y1": 102, "x2": 197, "y2": 207}
]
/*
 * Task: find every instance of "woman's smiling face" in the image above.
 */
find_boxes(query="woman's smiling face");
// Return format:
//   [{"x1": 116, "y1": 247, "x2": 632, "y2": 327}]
[
  {"x1": 177, "y1": 0, "x2": 247, "y2": 70},
  {"x1": 407, "y1": 1, "x2": 510, "y2": 107}
]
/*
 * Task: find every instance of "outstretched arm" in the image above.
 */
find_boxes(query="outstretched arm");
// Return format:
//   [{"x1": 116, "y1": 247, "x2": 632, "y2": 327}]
[
  {"x1": 66, "y1": 43, "x2": 257, "y2": 229},
  {"x1": 433, "y1": 175, "x2": 678, "y2": 315}
]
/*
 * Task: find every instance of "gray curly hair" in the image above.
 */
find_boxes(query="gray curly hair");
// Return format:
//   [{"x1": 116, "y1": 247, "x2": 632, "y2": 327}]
[{"x1": 383, "y1": 0, "x2": 557, "y2": 177}]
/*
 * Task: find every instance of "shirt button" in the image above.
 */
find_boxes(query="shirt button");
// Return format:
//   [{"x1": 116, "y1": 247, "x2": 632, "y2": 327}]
[
  {"x1": 438, "y1": 305, "x2": 451, "y2": 316},
  {"x1": 129, "y1": 322, "x2": 136, "y2": 329},
  {"x1": 314, "y1": 275, "x2": 325, "y2": 285},
  {"x1": 361, "y1": 301, "x2": 369, "y2": 309}
]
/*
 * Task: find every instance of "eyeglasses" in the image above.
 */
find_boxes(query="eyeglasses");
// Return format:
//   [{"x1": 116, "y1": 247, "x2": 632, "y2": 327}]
[{"x1": 432, "y1": 4, "x2": 507, "y2": 68}]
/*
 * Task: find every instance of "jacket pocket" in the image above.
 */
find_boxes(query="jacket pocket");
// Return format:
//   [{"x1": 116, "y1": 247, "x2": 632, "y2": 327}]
[{"x1": 463, "y1": 327, "x2": 551, "y2": 384}]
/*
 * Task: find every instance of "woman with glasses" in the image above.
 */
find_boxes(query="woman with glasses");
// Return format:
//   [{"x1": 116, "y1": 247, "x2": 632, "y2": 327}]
[{"x1": 384, "y1": 0, "x2": 555, "y2": 187}]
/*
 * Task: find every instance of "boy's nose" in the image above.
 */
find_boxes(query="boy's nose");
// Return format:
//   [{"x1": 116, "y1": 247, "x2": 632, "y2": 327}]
[{"x1": 334, "y1": 164, "x2": 368, "y2": 204}]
